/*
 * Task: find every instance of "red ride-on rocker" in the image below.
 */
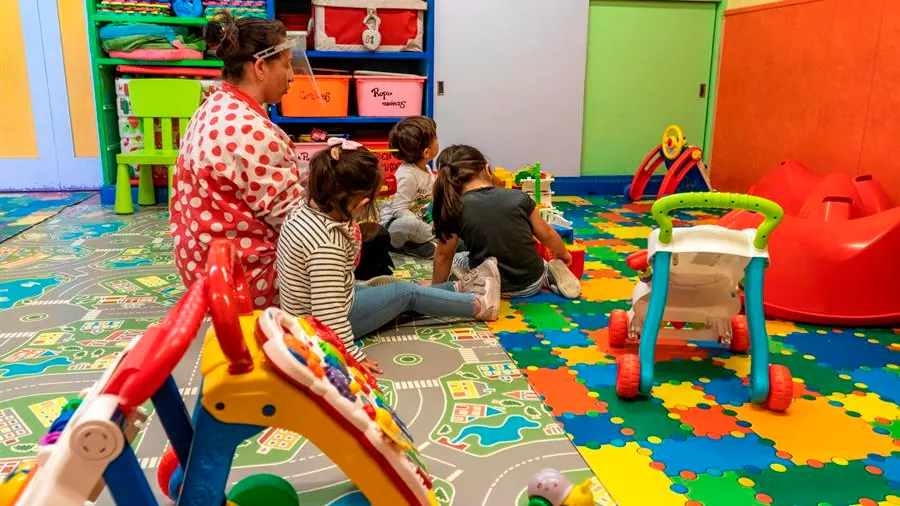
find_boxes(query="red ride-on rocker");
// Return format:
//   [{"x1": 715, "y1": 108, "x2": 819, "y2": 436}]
[
  {"x1": 718, "y1": 159, "x2": 900, "y2": 326},
  {"x1": 626, "y1": 125, "x2": 712, "y2": 202}
]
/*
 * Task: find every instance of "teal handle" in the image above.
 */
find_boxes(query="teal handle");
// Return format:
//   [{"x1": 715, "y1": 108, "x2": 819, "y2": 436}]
[{"x1": 651, "y1": 192, "x2": 784, "y2": 249}]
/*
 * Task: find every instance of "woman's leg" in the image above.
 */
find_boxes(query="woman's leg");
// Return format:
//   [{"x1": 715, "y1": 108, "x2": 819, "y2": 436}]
[{"x1": 350, "y1": 282, "x2": 476, "y2": 338}]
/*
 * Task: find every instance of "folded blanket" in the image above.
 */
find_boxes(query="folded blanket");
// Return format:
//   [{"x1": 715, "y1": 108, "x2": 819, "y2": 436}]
[
  {"x1": 102, "y1": 33, "x2": 206, "y2": 52},
  {"x1": 100, "y1": 24, "x2": 205, "y2": 53},
  {"x1": 108, "y1": 48, "x2": 205, "y2": 61}
]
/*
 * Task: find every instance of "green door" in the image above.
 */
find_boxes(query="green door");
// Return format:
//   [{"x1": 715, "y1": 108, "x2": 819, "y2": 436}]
[{"x1": 581, "y1": 0, "x2": 716, "y2": 175}]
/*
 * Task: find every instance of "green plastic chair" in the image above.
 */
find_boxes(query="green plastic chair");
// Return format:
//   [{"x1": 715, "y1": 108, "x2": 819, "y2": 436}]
[{"x1": 115, "y1": 79, "x2": 202, "y2": 215}]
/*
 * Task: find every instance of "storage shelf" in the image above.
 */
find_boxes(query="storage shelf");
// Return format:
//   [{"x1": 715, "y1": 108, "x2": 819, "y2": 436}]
[
  {"x1": 94, "y1": 13, "x2": 209, "y2": 25},
  {"x1": 270, "y1": 109, "x2": 404, "y2": 125},
  {"x1": 95, "y1": 57, "x2": 224, "y2": 68},
  {"x1": 305, "y1": 50, "x2": 431, "y2": 60}
]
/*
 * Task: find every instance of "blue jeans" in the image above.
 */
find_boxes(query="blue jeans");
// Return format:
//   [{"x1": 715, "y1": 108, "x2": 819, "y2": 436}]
[{"x1": 350, "y1": 281, "x2": 475, "y2": 338}]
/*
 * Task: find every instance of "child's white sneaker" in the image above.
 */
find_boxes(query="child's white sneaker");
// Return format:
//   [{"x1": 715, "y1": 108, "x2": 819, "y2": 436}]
[
  {"x1": 548, "y1": 259, "x2": 581, "y2": 299},
  {"x1": 454, "y1": 257, "x2": 499, "y2": 296},
  {"x1": 464, "y1": 257, "x2": 501, "y2": 321}
]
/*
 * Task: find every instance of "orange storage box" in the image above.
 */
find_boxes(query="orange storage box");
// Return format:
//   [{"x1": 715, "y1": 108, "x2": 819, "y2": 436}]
[{"x1": 281, "y1": 73, "x2": 351, "y2": 117}]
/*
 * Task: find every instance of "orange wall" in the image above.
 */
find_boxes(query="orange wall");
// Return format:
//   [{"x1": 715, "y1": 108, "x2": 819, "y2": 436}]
[{"x1": 712, "y1": 0, "x2": 900, "y2": 201}]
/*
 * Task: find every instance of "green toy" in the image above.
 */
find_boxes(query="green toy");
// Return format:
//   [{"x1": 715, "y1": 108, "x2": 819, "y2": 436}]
[{"x1": 227, "y1": 474, "x2": 299, "y2": 506}]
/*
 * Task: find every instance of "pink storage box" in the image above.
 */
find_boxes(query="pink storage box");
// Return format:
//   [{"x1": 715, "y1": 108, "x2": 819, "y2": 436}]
[
  {"x1": 354, "y1": 71, "x2": 425, "y2": 117},
  {"x1": 293, "y1": 142, "x2": 329, "y2": 170}
]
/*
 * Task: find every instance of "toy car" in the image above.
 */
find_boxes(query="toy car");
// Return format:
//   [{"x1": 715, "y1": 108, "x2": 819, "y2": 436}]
[
  {"x1": 609, "y1": 192, "x2": 794, "y2": 412},
  {"x1": 527, "y1": 469, "x2": 594, "y2": 506}
]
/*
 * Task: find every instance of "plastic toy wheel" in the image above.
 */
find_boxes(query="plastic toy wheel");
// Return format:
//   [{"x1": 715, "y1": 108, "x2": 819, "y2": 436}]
[
  {"x1": 661, "y1": 125, "x2": 685, "y2": 160},
  {"x1": 766, "y1": 364, "x2": 793, "y2": 412},
  {"x1": 616, "y1": 354, "x2": 641, "y2": 399},
  {"x1": 730, "y1": 315, "x2": 750, "y2": 353},
  {"x1": 608, "y1": 310, "x2": 629, "y2": 347},
  {"x1": 157, "y1": 447, "x2": 179, "y2": 499},
  {"x1": 228, "y1": 474, "x2": 300, "y2": 506}
]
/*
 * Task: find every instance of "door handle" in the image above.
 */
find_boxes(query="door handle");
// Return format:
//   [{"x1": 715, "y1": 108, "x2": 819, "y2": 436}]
[{"x1": 699, "y1": 83, "x2": 707, "y2": 98}]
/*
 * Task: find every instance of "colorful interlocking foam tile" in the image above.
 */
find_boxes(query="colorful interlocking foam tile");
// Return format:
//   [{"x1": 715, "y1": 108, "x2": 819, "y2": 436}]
[
  {"x1": 0, "y1": 192, "x2": 94, "y2": 243},
  {"x1": 492, "y1": 195, "x2": 900, "y2": 506}
]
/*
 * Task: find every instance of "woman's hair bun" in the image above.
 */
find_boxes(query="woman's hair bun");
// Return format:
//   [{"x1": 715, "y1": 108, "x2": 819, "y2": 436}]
[{"x1": 203, "y1": 11, "x2": 239, "y2": 53}]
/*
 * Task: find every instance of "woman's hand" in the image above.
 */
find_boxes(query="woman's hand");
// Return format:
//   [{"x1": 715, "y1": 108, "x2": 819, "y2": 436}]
[{"x1": 361, "y1": 358, "x2": 383, "y2": 375}]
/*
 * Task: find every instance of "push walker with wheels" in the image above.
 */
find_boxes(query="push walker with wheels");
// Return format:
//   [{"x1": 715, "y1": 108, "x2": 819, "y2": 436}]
[{"x1": 609, "y1": 192, "x2": 794, "y2": 412}]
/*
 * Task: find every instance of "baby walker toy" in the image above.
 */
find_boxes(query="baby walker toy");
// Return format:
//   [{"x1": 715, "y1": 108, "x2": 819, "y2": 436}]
[
  {"x1": 609, "y1": 192, "x2": 794, "y2": 412},
  {"x1": 625, "y1": 125, "x2": 712, "y2": 202},
  {"x1": 527, "y1": 469, "x2": 594, "y2": 506},
  {"x1": 1, "y1": 240, "x2": 438, "y2": 506}
]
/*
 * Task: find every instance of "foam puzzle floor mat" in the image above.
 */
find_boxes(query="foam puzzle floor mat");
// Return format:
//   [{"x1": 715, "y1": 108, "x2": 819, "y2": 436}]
[
  {"x1": 0, "y1": 196, "x2": 609, "y2": 505},
  {"x1": 0, "y1": 192, "x2": 94, "y2": 243},
  {"x1": 486, "y1": 196, "x2": 900, "y2": 506}
]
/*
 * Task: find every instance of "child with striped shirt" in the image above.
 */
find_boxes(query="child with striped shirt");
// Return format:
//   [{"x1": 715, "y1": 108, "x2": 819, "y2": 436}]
[{"x1": 276, "y1": 139, "x2": 500, "y2": 375}]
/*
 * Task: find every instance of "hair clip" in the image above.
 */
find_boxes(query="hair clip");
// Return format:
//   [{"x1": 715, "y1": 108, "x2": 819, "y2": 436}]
[{"x1": 327, "y1": 137, "x2": 362, "y2": 151}]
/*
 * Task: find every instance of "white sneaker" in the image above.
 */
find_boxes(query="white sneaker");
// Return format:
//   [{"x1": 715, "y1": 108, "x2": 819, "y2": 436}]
[
  {"x1": 548, "y1": 259, "x2": 581, "y2": 299},
  {"x1": 465, "y1": 257, "x2": 500, "y2": 321},
  {"x1": 474, "y1": 277, "x2": 500, "y2": 321},
  {"x1": 454, "y1": 257, "x2": 500, "y2": 296}
]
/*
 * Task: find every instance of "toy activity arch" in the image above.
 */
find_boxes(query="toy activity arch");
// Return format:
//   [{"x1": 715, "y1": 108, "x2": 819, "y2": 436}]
[{"x1": 2, "y1": 240, "x2": 438, "y2": 506}]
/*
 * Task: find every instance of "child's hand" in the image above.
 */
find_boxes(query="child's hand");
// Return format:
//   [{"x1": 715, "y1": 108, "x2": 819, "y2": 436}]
[
  {"x1": 361, "y1": 359, "x2": 383, "y2": 375},
  {"x1": 557, "y1": 250, "x2": 573, "y2": 265}
]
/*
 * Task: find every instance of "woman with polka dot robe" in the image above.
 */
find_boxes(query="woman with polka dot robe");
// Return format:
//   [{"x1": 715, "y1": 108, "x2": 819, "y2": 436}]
[{"x1": 171, "y1": 14, "x2": 305, "y2": 308}]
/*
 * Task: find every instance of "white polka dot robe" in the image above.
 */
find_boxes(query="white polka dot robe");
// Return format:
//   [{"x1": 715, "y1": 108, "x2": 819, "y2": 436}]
[{"x1": 171, "y1": 85, "x2": 308, "y2": 309}]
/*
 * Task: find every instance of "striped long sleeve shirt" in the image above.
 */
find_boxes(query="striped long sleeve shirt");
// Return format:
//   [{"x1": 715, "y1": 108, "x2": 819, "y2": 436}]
[{"x1": 276, "y1": 204, "x2": 364, "y2": 360}]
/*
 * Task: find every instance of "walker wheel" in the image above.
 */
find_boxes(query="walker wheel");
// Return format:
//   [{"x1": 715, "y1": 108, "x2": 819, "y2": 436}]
[
  {"x1": 608, "y1": 310, "x2": 629, "y2": 348},
  {"x1": 157, "y1": 446, "x2": 179, "y2": 499},
  {"x1": 766, "y1": 364, "x2": 793, "y2": 412},
  {"x1": 730, "y1": 315, "x2": 750, "y2": 353},
  {"x1": 616, "y1": 354, "x2": 641, "y2": 399}
]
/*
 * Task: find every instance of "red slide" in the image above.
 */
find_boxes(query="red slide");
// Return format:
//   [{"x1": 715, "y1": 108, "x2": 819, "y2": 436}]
[{"x1": 719, "y1": 159, "x2": 900, "y2": 326}]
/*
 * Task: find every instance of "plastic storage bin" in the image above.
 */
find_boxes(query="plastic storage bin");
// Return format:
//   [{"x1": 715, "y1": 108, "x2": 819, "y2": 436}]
[
  {"x1": 358, "y1": 139, "x2": 401, "y2": 172},
  {"x1": 281, "y1": 72, "x2": 351, "y2": 117},
  {"x1": 293, "y1": 142, "x2": 329, "y2": 170},
  {"x1": 311, "y1": 0, "x2": 427, "y2": 52},
  {"x1": 354, "y1": 71, "x2": 425, "y2": 117}
]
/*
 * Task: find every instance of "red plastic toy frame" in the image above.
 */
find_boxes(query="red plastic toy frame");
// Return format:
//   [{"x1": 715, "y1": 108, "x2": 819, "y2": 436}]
[
  {"x1": 103, "y1": 240, "x2": 256, "y2": 413},
  {"x1": 207, "y1": 240, "x2": 255, "y2": 374},
  {"x1": 103, "y1": 279, "x2": 208, "y2": 414}
]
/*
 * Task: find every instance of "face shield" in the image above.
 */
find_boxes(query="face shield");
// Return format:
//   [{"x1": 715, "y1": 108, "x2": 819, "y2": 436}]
[{"x1": 253, "y1": 35, "x2": 323, "y2": 103}]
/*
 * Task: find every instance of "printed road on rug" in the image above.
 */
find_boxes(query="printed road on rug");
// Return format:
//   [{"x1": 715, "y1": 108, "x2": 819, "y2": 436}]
[
  {"x1": 0, "y1": 192, "x2": 94, "y2": 243},
  {"x1": 0, "y1": 196, "x2": 609, "y2": 506}
]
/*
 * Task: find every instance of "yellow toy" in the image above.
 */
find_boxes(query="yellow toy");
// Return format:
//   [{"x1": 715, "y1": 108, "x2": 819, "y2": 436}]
[
  {"x1": 3, "y1": 240, "x2": 439, "y2": 506},
  {"x1": 527, "y1": 468, "x2": 595, "y2": 506},
  {"x1": 0, "y1": 462, "x2": 37, "y2": 506},
  {"x1": 493, "y1": 166, "x2": 516, "y2": 189}
]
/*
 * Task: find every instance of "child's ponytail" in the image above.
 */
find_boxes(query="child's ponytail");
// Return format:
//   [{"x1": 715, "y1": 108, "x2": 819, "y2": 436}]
[
  {"x1": 432, "y1": 145, "x2": 489, "y2": 242},
  {"x1": 308, "y1": 143, "x2": 381, "y2": 224}
]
